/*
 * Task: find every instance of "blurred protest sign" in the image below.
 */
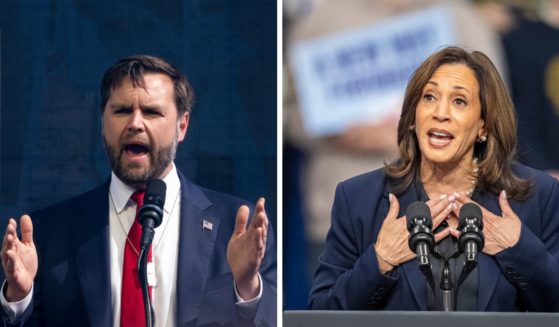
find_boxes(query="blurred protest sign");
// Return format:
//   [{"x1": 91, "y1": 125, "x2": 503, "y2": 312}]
[{"x1": 290, "y1": 6, "x2": 457, "y2": 136}]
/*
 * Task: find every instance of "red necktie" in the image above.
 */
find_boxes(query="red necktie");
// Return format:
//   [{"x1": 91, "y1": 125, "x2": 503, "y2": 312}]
[{"x1": 121, "y1": 191, "x2": 153, "y2": 327}]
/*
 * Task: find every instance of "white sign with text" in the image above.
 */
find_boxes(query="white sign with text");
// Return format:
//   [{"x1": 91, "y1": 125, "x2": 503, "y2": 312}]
[{"x1": 291, "y1": 6, "x2": 457, "y2": 136}]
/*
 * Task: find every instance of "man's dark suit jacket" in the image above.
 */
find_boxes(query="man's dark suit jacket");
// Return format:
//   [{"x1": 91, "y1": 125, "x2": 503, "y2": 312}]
[
  {"x1": 309, "y1": 164, "x2": 559, "y2": 311},
  {"x1": 2, "y1": 172, "x2": 276, "y2": 326}
]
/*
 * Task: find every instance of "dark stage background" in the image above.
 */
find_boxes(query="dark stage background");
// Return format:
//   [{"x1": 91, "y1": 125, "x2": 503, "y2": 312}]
[{"x1": 0, "y1": 1, "x2": 277, "y2": 229}]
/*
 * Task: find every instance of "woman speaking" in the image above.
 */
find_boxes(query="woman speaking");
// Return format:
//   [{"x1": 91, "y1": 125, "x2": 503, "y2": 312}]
[{"x1": 309, "y1": 47, "x2": 559, "y2": 311}]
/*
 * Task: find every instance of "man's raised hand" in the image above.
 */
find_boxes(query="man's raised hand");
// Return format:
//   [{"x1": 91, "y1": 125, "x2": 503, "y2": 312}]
[
  {"x1": 227, "y1": 198, "x2": 268, "y2": 300},
  {"x1": 1, "y1": 215, "x2": 38, "y2": 302}
]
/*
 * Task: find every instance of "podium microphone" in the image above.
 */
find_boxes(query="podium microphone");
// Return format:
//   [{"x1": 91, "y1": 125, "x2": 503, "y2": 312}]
[
  {"x1": 458, "y1": 203, "x2": 484, "y2": 265},
  {"x1": 139, "y1": 179, "x2": 166, "y2": 251},
  {"x1": 406, "y1": 201, "x2": 436, "y2": 289},
  {"x1": 137, "y1": 179, "x2": 166, "y2": 327}
]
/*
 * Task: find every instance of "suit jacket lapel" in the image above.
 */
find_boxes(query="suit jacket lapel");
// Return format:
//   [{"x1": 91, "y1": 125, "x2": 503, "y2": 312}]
[
  {"x1": 176, "y1": 172, "x2": 219, "y2": 326},
  {"x1": 72, "y1": 181, "x2": 112, "y2": 327}
]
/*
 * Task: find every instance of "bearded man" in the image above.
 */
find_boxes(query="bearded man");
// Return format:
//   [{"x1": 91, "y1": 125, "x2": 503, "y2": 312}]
[{"x1": 0, "y1": 55, "x2": 276, "y2": 327}]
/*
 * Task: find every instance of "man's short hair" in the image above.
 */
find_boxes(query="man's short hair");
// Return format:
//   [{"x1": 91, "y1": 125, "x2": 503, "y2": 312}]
[{"x1": 100, "y1": 55, "x2": 195, "y2": 115}]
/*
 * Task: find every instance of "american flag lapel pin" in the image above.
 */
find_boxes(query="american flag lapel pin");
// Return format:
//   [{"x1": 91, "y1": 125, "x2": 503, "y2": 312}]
[{"x1": 202, "y1": 219, "x2": 213, "y2": 231}]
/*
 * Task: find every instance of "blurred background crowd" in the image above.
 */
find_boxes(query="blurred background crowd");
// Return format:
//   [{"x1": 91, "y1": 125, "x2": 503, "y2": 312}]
[{"x1": 283, "y1": 0, "x2": 559, "y2": 309}]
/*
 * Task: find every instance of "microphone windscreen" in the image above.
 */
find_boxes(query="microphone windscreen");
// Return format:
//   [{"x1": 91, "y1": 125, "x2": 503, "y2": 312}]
[
  {"x1": 139, "y1": 179, "x2": 167, "y2": 229},
  {"x1": 458, "y1": 202, "x2": 483, "y2": 227},
  {"x1": 146, "y1": 179, "x2": 167, "y2": 202},
  {"x1": 406, "y1": 201, "x2": 432, "y2": 230}
]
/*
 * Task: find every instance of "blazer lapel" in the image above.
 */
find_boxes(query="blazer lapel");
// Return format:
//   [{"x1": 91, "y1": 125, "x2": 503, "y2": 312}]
[
  {"x1": 475, "y1": 193, "x2": 501, "y2": 310},
  {"x1": 72, "y1": 181, "x2": 112, "y2": 327},
  {"x1": 176, "y1": 173, "x2": 219, "y2": 326}
]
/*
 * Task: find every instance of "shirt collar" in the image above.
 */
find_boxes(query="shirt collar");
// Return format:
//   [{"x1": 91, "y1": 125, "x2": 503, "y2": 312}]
[{"x1": 109, "y1": 163, "x2": 181, "y2": 214}]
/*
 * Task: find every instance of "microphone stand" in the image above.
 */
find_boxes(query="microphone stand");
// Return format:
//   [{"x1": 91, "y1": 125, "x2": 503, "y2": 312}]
[
  {"x1": 136, "y1": 179, "x2": 166, "y2": 327},
  {"x1": 432, "y1": 248, "x2": 457, "y2": 311},
  {"x1": 440, "y1": 262, "x2": 454, "y2": 311},
  {"x1": 438, "y1": 248, "x2": 478, "y2": 311},
  {"x1": 138, "y1": 247, "x2": 155, "y2": 327}
]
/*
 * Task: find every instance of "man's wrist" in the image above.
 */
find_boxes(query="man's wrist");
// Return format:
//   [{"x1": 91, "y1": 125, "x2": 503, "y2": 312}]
[
  {"x1": 235, "y1": 274, "x2": 260, "y2": 301},
  {"x1": 4, "y1": 283, "x2": 31, "y2": 303}
]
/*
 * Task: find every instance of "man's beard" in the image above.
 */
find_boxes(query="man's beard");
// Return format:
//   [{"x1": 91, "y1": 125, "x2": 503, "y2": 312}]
[{"x1": 103, "y1": 134, "x2": 178, "y2": 187}]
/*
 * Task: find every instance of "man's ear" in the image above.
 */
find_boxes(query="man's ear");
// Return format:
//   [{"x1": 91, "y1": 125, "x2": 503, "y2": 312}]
[{"x1": 177, "y1": 112, "x2": 189, "y2": 142}]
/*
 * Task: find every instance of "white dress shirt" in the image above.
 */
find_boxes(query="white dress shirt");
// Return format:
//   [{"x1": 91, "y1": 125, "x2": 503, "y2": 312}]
[
  {"x1": 1, "y1": 163, "x2": 261, "y2": 326},
  {"x1": 109, "y1": 165, "x2": 182, "y2": 327}
]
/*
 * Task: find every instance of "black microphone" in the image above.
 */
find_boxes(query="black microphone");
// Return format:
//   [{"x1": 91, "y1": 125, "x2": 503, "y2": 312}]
[
  {"x1": 406, "y1": 201, "x2": 435, "y2": 268},
  {"x1": 137, "y1": 179, "x2": 166, "y2": 327},
  {"x1": 458, "y1": 203, "x2": 484, "y2": 264},
  {"x1": 138, "y1": 179, "x2": 166, "y2": 251}
]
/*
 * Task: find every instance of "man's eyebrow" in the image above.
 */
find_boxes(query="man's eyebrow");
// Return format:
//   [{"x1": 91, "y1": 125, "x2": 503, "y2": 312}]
[
  {"x1": 108, "y1": 103, "x2": 131, "y2": 110},
  {"x1": 140, "y1": 105, "x2": 163, "y2": 111}
]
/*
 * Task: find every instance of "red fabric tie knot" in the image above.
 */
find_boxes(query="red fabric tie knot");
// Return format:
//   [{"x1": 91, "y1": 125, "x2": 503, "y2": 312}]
[{"x1": 130, "y1": 190, "x2": 145, "y2": 208}]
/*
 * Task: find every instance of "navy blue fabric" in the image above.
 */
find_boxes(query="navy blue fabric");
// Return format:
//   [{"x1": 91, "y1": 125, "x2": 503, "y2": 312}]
[
  {"x1": 283, "y1": 143, "x2": 311, "y2": 309},
  {"x1": 309, "y1": 165, "x2": 559, "y2": 311},
  {"x1": 503, "y1": 18, "x2": 559, "y2": 171},
  {"x1": 0, "y1": 0, "x2": 276, "y2": 229}
]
